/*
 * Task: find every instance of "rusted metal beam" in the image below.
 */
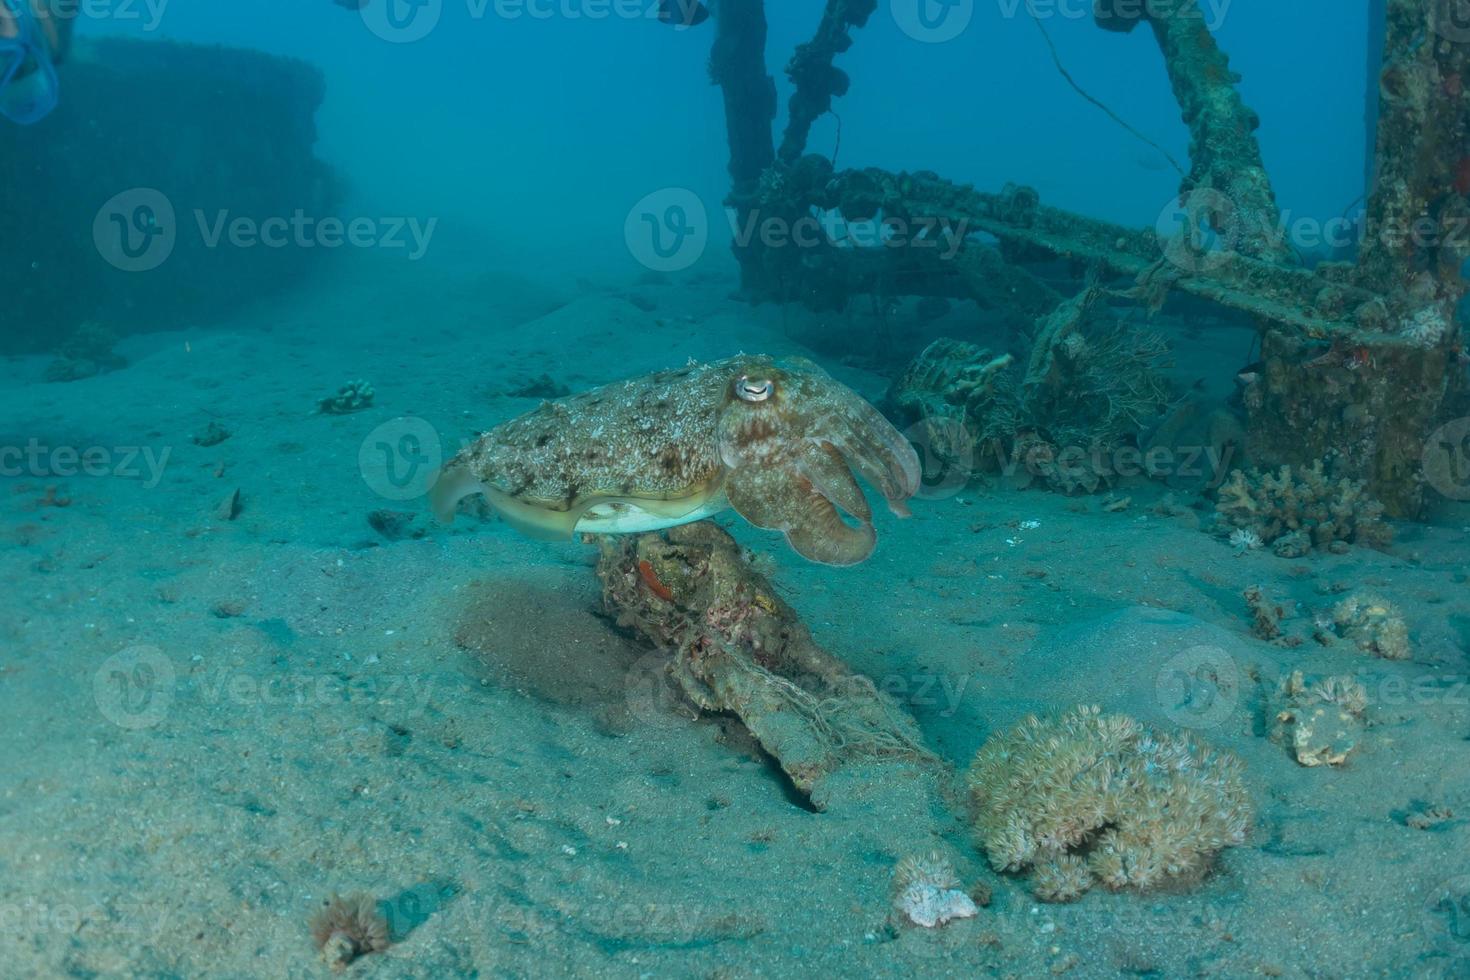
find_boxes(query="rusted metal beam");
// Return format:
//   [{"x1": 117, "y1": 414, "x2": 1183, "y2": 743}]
[
  {"x1": 1093, "y1": 0, "x2": 1290, "y2": 263},
  {"x1": 777, "y1": 0, "x2": 876, "y2": 162},
  {"x1": 710, "y1": 0, "x2": 779, "y2": 291},
  {"x1": 777, "y1": 164, "x2": 1386, "y2": 339},
  {"x1": 1356, "y1": 0, "x2": 1470, "y2": 336}
]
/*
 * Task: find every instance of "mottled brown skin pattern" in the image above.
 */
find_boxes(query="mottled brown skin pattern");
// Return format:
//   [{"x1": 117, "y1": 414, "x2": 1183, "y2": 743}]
[
  {"x1": 467, "y1": 362, "x2": 727, "y2": 506},
  {"x1": 436, "y1": 355, "x2": 920, "y2": 565}
]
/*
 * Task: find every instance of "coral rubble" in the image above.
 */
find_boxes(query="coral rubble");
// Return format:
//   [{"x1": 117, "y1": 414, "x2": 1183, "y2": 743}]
[
  {"x1": 890, "y1": 852, "x2": 978, "y2": 929},
  {"x1": 1214, "y1": 462, "x2": 1391, "y2": 553},
  {"x1": 191, "y1": 420, "x2": 232, "y2": 447},
  {"x1": 1324, "y1": 593, "x2": 1411, "y2": 660},
  {"x1": 885, "y1": 337, "x2": 1012, "y2": 472},
  {"x1": 886, "y1": 291, "x2": 1174, "y2": 495},
  {"x1": 1405, "y1": 805, "x2": 1455, "y2": 830},
  {"x1": 317, "y1": 380, "x2": 375, "y2": 415},
  {"x1": 1270, "y1": 671, "x2": 1368, "y2": 767},
  {"x1": 1244, "y1": 585, "x2": 1286, "y2": 641},
  {"x1": 966, "y1": 705, "x2": 1251, "y2": 902}
]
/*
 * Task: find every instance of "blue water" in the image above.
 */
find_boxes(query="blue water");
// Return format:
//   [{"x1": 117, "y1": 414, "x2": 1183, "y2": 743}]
[{"x1": 77, "y1": 0, "x2": 1371, "y2": 276}]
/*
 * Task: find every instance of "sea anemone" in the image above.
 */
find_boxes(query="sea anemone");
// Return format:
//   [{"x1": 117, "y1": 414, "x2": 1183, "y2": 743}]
[
  {"x1": 309, "y1": 892, "x2": 390, "y2": 971},
  {"x1": 1229, "y1": 527, "x2": 1263, "y2": 554}
]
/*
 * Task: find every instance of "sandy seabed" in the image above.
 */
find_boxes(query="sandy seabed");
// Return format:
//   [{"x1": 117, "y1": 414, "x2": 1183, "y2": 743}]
[{"x1": 2, "y1": 251, "x2": 1469, "y2": 979}]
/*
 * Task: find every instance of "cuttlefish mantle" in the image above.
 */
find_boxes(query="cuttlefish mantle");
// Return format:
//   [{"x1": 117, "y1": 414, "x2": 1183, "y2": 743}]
[{"x1": 430, "y1": 354, "x2": 920, "y2": 565}]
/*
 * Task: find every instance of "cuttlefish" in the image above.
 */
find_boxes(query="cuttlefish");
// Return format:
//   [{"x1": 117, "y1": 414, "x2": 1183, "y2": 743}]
[{"x1": 430, "y1": 355, "x2": 920, "y2": 565}]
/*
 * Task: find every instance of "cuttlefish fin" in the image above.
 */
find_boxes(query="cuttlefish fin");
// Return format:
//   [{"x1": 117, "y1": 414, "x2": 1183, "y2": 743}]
[
  {"x1": 429, "y1": 462, "x2": 581, "y2": 540},
  {"x1": 725, "y1": 462, "x2": 877, "y2": 566},
  {"x1": 482, "y1": 486, "x2": 584, "y2": 541},
  {"x1": 429, "y1": 462, "x2": 482, "y2": 524}
]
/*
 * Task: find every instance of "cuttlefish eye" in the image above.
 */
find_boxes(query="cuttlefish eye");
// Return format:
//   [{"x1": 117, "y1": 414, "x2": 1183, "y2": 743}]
[{"x1": 735, "y1": 376, "x2": 774, "y2": 403}]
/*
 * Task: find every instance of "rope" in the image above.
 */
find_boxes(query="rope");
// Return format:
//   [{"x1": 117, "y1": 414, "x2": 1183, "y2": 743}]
[{"x1": 1028, "y1": 9, "x2": 1188, "y2": 181}]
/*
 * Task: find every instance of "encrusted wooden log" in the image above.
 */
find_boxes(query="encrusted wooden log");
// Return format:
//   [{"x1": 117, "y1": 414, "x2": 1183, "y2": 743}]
[
  {"x1": 1094, "y1": 0, "x2": 1290, "y2": 264},
  {"x1": 594, "y1": 522, "x2": 939, "y2": 809}
]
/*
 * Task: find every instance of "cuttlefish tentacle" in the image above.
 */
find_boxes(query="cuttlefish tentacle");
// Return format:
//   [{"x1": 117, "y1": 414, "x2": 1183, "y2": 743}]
[
  {"x1": 724, "y1": 463, "x2": 877, "y2": 566},
  {"x1": 819, "y1": 404, "x2": 921, "y2": 514},
  {"x1": 777, "y1": 356, "x2": 920, "y2": 513},
  {"x1": 432, "y1": 354, "x2": 919, "y2": 565},
  {"x1": 796, "y1": 441, "x2": 873, "y2": 524}
]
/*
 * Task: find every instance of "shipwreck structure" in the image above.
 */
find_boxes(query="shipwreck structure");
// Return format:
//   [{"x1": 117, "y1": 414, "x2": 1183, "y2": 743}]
[
  {"x1": 709, "y1": 0, "x2": 1469, "y2": 516},
  {"x1": 0, "y1": 39, "x2": 337, "y2": 356}
]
